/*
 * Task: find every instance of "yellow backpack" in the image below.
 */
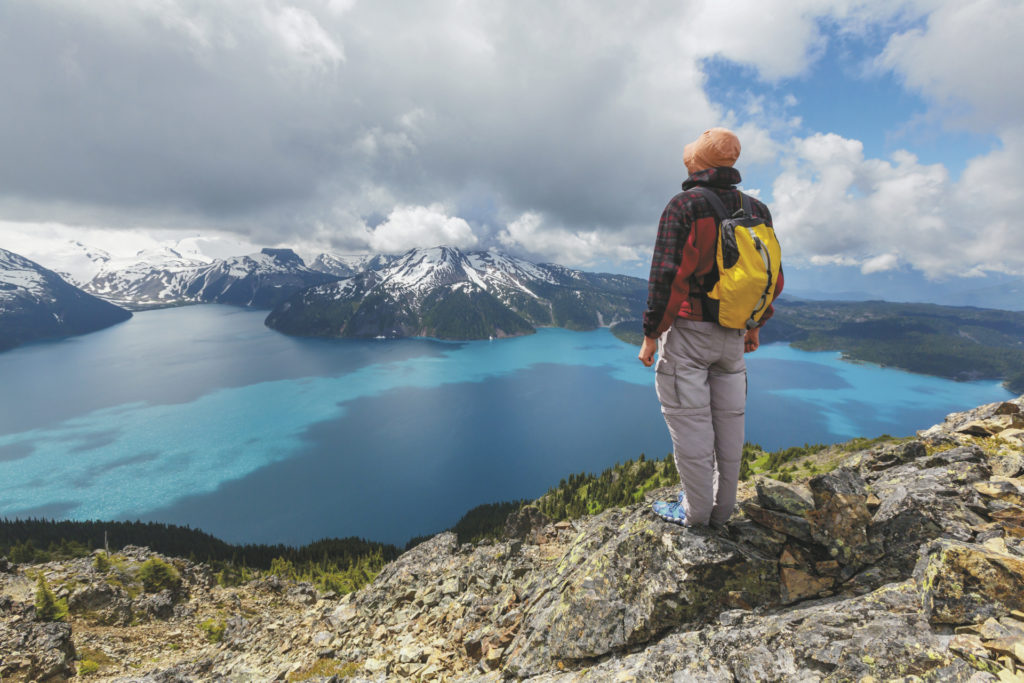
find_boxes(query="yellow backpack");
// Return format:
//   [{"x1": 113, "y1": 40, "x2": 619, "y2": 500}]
[{"x1": 692, "y1": 188, "x2": 782, "y2": 330}]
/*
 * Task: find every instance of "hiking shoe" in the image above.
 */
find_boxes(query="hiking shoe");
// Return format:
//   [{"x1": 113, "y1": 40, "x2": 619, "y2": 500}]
[{"x1": 652, "y1": 493, "x2": 687, "y2": 525}]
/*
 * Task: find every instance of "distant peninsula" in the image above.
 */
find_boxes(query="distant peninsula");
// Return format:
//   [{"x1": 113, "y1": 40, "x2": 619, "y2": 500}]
[{"x1": 612, "y1": 299, "x2": 1024, "y2": 394}]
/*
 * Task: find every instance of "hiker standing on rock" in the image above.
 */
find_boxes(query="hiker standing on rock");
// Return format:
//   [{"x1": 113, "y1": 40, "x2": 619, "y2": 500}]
[{"x1": 639, "y1": 127, "x2": 784, "y2": 527}]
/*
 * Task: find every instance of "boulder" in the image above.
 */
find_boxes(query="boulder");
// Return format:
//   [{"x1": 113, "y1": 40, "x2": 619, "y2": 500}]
[
  {"x1": 754, "y1": 477, "x2": 814, "y2": 517},
  {"x1": 915, "y1": 539, "x2": 1024, "y2": 625},
  {"x1": 726, "y1": 520, "x2": 787, "y2": 557},
  {"x1": 134, "y1": 589, "x2": 176, "y2": 621},
  {"x1": 286, "y1": 582, "x2": 317, "y2": 605},
  {"x1": 869, "y1": 448, "x2": 990, "y2": 576},
  {"x1": 739, "y1": 501, "x2": 812, "y2": 542},
  {"x1": 68, "y1": 581, "x2": 132, "y2": 626},
  {"x1": 991, "y1": 448, "x2": 1024, "y2": 477},
  {"x1": 974, "y1": 477, "x2": 1024, "y2": 507},
  {"x1": 0, "y1": 621, "x2": 76, "y2": 682},
  {"x1": 502, "y1": 506, "x2": 778, "y2": 678},
  {"x1": 525, "y1": 580, "x2": 969, "y2": 682},
  {"x1": 806, "y1": 468, "x2": 881, "y2": 568}
]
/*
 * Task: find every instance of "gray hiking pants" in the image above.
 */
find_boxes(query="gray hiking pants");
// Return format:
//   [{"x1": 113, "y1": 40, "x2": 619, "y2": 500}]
[{"x1": 656, "y1": 318, "x2": 746, "y2": 526}]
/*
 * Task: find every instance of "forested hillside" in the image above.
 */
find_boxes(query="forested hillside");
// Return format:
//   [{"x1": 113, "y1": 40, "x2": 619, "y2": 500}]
[{"x1": 612, "y1": 298, "x2": 1024, "y2": 393}]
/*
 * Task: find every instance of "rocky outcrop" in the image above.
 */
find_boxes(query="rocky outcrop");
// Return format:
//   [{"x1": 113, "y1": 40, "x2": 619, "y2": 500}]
[{"x1": 2, "y1": 398, "x2": 1024, "y2": 681}]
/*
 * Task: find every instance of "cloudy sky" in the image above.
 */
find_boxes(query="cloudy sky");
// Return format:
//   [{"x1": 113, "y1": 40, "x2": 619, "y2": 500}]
[{"x1": 1, "y1": 0, "x2": 1022, "y2": 284}]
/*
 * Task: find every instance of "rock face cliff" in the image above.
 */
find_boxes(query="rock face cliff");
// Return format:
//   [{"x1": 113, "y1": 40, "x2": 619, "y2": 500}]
[{"x1": 3, "y1": 399, "x2": 1024, "y2": 681}]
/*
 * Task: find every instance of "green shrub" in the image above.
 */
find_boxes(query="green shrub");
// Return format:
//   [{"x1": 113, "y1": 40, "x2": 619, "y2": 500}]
[
  {"x1": 93, "y1": 552, "x2": 110, "y2": 572},
  {"x1": 199, "y1": 618, "x2": 226, "y2": 643},
  {"x1": 78, "y1": 660, "x2": 100, "y2": 676},
  {"x1": 34, "y1": 575, "x2": 68, "y2": 621},
  {"x1": 216, "y1": 564, "x2": 253, "y2": 587},
  {"x1": 268, "y1": 557, "x2": 295, "y2": 578},
  {"x1": 137, "y1": 557, "x2": 180, "y2": 593}
]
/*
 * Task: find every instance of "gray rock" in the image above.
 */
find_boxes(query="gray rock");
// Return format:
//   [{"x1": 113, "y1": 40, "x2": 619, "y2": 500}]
[
  {"x1": 808, "y1": 467, "x2": 867, "y2": 503},
  {"x1": 990, "y1": 450, "x2": 1024, "y2": 478},
  {"x1": 726, "y1": 520, "x2": 787, "y2": 557},
  {"x1": 915, "y1": 538, "x2": 1024, "y2": 625},
  {"x1": 286, "y1": 582, "x2": 318, "y2": 605},
  {"x1": 740, "y1": 501, "x2": 813, "y2": 542},
  {"x1": 68, "y1": 581, "x2": 133, "y2": 625},
  {"x1": 503, "y1": 507, "x2": 778, "y2": 677},
  {"x1": 754, "y1": 477, "x2": 814, "y2": 517},
  {"x1": 806, "y1": 468, "x2": 881, "y2": 568},
  {"x1": 529, "y1": 580, "x2": 968, "y2": 682},
  {"x1": 134, "y1": 588, "x2": 176, "y2": 621},
  {"x1": 870, "y1": 452, "x2": 990, "y2": 576},
  {"x1": 0, "y1": 621, "x2": 76, "y2": 682}
]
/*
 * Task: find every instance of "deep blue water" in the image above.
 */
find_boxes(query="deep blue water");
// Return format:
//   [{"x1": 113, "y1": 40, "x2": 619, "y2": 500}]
[{"x1": 0, "y1": 305, "x2": 1013, "y2": 546}]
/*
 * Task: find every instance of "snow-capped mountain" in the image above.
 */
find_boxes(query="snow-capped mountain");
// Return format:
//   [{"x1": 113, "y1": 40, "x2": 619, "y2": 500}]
[
  {"x1": 74, "y1": 247, "x2": 339, "y2": 309},
  {"x1": 31, "y1": 236, "x2": 248, "y2": 288},
  {"x1": 308, "y1": 252, "x2": 399, "y2": 278},
  {"x1": 0, "y1": 248, "x2": 132, "y2": 352},
  {"x1": 265, "y1": 246, "x2": 647, "y2": 340},
  {"x1": 176, "y1": 248, "x2": 339, "y2": 309},
  {"x1": 82, "y1": 247, "x2": 211, "y2": 308}
]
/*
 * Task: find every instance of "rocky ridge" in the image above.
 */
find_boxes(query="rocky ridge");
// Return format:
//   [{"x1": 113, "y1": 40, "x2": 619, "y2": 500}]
[{"x1": 3, "y1": 398, "x2": 1024, "y2": 681}]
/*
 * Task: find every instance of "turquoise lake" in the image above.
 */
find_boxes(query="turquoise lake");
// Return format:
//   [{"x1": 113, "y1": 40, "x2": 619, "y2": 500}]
[{"x1": 0, "y1": 305, "x2": 1014, "y2": 546}]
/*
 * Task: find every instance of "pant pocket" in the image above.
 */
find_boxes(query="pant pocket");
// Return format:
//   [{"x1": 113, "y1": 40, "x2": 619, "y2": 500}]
[
  {"x1": 674, "y1": 360, "x2": 711, "y2": 410},
  {"x1": 655, "y1": 358, "x2": 681, "y2": 410}
]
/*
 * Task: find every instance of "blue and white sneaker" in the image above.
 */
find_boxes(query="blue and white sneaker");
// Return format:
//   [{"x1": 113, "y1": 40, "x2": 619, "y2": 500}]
[{"x1": 652, "y1": 492, "x2": 687, "y2": 525}]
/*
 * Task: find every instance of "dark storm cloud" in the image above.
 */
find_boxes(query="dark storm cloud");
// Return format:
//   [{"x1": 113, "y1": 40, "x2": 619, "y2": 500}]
[{"x1": 0, "y1": 0, "x2": 719, "y2": 250}]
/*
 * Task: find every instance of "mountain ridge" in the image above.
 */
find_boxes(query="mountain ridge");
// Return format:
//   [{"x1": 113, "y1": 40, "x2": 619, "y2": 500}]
[{"x1": 266, "y1": 245, "x2": 648, "y2": 340}]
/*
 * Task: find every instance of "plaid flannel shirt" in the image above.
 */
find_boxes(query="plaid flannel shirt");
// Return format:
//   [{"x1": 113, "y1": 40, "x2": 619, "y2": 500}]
[{"x1": 642, "y1": 166, "x2": 784, "y2": 339}]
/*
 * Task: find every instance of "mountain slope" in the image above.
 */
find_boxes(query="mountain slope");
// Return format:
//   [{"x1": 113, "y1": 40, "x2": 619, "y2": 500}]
[
  {"x1": 82, "y1": 247, "x2": 210, "y2": 308},
  {"x1": 266, "y1": 246, "x2": 647, "y2": 339},
  {"x1": 77, "y1": 248, "x2": 339, "y2": 310},
  {"x1": 0, "y1": 248, "x2": 132, "y2": 352},
  {"x1": 177, "y1": 248, "x2": 338, "y2": 309},
  {"x1": 308, "y1": 252, "x2": 399, "y2": 278}
]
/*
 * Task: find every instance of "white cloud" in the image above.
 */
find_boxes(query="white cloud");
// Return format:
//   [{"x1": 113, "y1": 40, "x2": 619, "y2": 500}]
[
  {"x1": 773, "y1": 129, "x2": 1024, "y2": 277},
  {"x1": 878, "y1": 0, "x2": 1024, "y2": 130},
  {"x1": 498, "y1": 212, "x2": 645, "y2": 268},
  {"x1": 264, "y1": 5, "x2": 344, "y2": 68},
  {"x1": 860, "y1": 253, "x2": 900, "y2": 274},
  {"x1": 365, "y1": 204, "x2": 478, "y2": 253}
]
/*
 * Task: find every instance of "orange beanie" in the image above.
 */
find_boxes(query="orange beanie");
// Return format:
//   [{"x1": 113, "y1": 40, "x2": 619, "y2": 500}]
[{"x1": 683, "y1": 127, "x2": 741, "y2": 175}]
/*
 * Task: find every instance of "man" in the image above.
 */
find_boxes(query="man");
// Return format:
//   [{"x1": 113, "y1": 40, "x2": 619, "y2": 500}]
[{"x1": 638, "y1": 127, "x2": 783, "y2": 528}]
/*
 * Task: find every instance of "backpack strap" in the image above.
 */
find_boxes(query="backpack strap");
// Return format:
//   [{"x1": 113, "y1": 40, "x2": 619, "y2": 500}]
[{"x1": 739, "y1": 191, "x2": 752, "y2": 218}]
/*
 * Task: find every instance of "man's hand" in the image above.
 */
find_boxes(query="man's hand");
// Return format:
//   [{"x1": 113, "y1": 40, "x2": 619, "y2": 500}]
[
  {"x1": 744, "y1": 327, "x2": 760, "y2": 353},
  {"x1": 639, "y1": 336, "x2": 658, "y2": 367}
]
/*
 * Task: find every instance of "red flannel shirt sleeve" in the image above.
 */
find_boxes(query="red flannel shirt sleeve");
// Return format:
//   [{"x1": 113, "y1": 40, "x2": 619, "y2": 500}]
[{"x1": 642, "y1": 195, "x2": 692, "y2": 339}]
